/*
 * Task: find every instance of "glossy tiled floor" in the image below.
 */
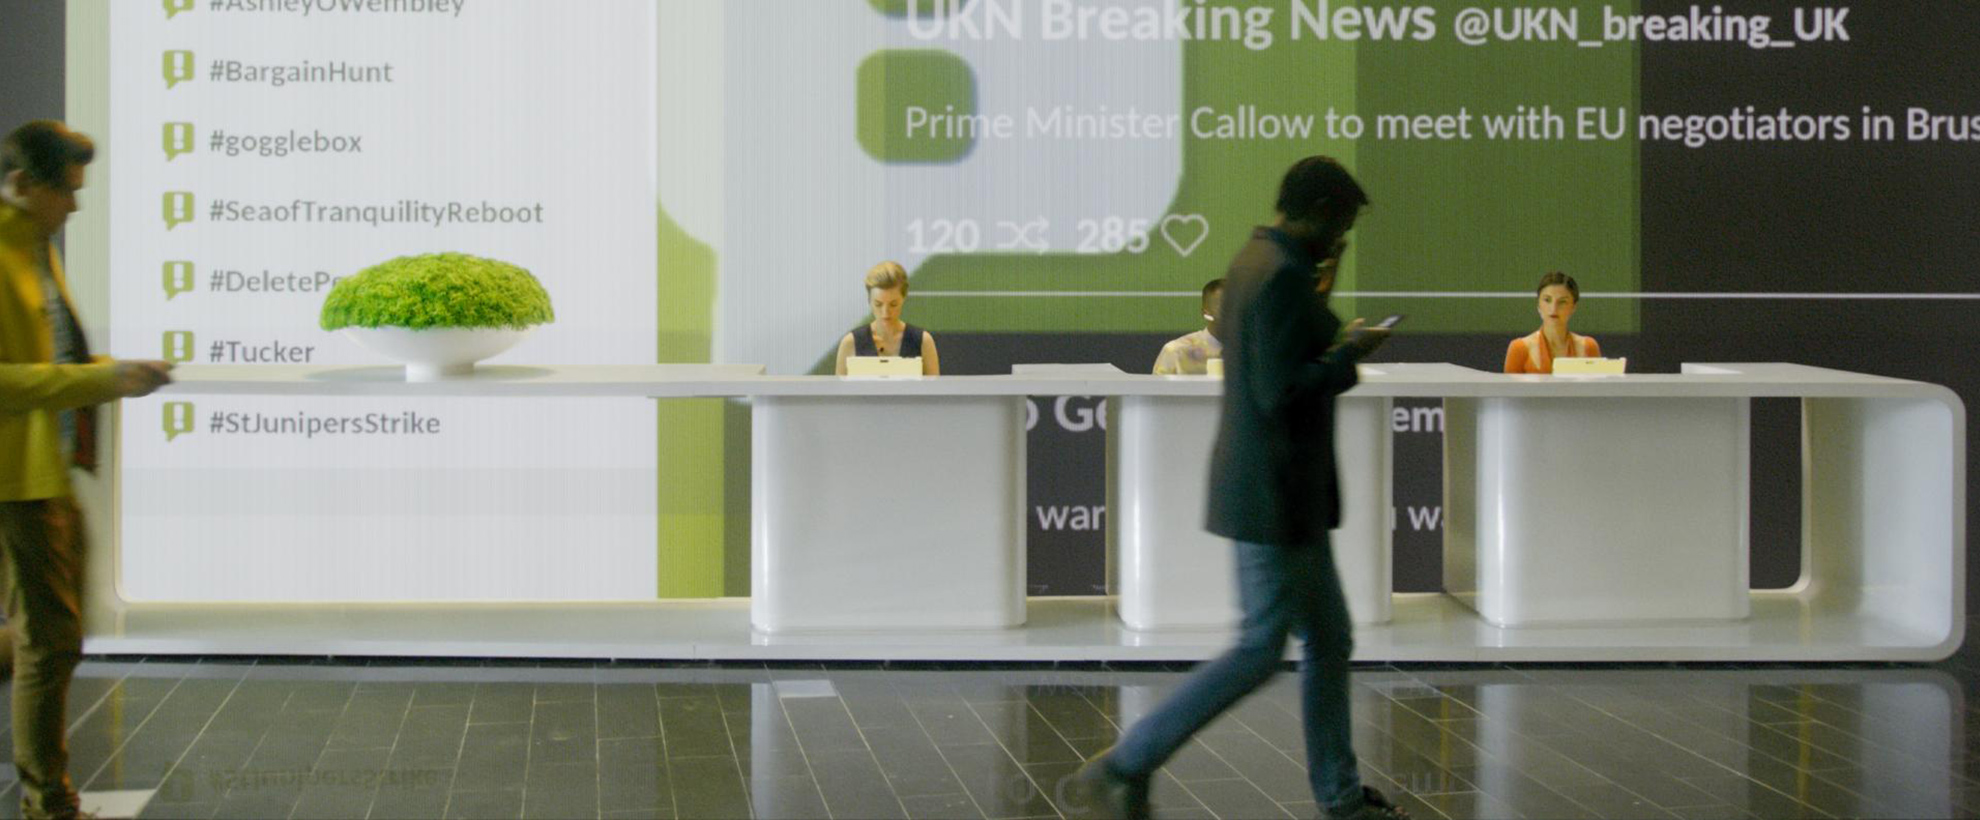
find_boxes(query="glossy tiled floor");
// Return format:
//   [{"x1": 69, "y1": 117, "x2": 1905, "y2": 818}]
[{"x1": 4, "y1": 627, "x2": 1979, "y2": 819}]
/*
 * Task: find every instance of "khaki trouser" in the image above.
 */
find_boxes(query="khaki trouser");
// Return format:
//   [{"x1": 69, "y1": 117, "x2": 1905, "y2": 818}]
[{"x1": 0, "y1": 498, "x2": 86, "y2": 818}]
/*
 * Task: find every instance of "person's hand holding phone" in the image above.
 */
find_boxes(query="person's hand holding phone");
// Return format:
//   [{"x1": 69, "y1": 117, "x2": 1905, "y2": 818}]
[{"x1": 1339, "y1": 314, "x2": 1403, "y2": 360}]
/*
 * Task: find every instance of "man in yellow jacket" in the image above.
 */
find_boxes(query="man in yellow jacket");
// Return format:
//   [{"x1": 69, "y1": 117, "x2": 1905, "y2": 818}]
[{"x1": 1, "y1": 120, "x2": 172, "y2": 820}]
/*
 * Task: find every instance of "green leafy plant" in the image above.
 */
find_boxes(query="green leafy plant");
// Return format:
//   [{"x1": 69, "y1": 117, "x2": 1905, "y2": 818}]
[{"x1": 320, "y1": 253, "x2": 555, "y2": 331}]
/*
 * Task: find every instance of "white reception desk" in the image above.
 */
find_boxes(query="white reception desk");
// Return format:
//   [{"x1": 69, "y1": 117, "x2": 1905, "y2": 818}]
[{"x1": 114, "y1": 362, "x2": 1962, "y2": 662}]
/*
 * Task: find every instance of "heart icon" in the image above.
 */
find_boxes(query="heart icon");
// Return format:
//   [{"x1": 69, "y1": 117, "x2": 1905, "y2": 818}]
[{"x1": 1160, "y1": 214, "x2": 1209, "y2": 257}]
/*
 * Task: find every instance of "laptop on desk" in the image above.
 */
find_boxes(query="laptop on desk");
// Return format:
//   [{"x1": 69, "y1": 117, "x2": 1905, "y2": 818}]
[
  {"x1": 1552, "y1": 357, "x2": 1627, "y2": 375},
  {"x1": 845, "y1": 355, "x2": 922, "y2": 377}
]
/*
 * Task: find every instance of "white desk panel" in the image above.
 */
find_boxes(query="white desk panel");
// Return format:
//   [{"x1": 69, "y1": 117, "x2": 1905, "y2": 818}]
[
  {"x1": 750, "y1": 394, "x2": 1026, "y2": 632},
  {"x1": 131, "y1": 362, "x2": 1964, "y2": 661},
  {"x1": 1109, "y1": 392, "x2": 1392, "y2": 630},
  {"x1": 1444, "y1": 395, "x2": 1750, "y2": 626}
]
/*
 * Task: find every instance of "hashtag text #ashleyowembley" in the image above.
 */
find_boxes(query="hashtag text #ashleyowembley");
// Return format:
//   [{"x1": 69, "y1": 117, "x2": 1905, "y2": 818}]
[{"x1": 206, "y1": 0, "x2": 466, "y2": 18}]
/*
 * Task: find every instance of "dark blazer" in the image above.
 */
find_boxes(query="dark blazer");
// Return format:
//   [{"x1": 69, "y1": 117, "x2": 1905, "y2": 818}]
[{"x1": 1205, "y1": 227, "x2": 1360, "y2": 547}]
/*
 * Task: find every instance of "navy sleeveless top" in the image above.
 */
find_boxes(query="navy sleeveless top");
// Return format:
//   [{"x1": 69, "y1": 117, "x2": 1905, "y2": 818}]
[{"x1": 851, "y1": 323, "x2": 925, "y2": 358}]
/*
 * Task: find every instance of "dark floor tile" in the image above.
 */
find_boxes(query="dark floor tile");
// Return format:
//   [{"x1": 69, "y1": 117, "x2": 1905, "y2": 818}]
[
  {"x1": 1413, "y1": 789, "x2": 1523, "y2": 820},
  {"x1": 866, "y1": 725, "x2": 966, "y2": 798},
  {"x1": 289, "y1": 746, "x2": 391, "y2": 819},
  {"x1": 1148, "y1": 770, "x2": 1215, "y2": 812},
  {"x1": 89, "y1": 678, "x2": 244, "y2": 791},
  {"x1": 368, "y1": 766, "x2": 455, "y2": 820},
  {"x1": 1714, "y1": 754, "x2": 1878, "y2": 816},
  {"x1": 782, "y1": 695, "x2": 868, "y2": 754},
  {"x1": 1356, "y1": 736, "x2": 1477, "y2": 797},
  {"x1": 843, "y1": 692, "x2": 920, "y2": 733},
  {"x1": 530, "y1": 699, "x2": 598, "y2": 765},
  {"x1": 136, "y1": 801, "x2": 218, "y2": 820},
  {"x1": 809, "y1": 748, "x2": 910, "y2": 820},
  {"x1": 1552, "y1": 782, "x2": 1681, "y2": 820},
  {"x1": 471, "y1": 683, "x2": 535, "y2": 725},
  {"x1": 1020, "y1": 759, "x2": 1085, "y2": 818},
  {"x1": 210, "y1": 769, "x2": 308, "y2": 820},
  {"x1": 967, "y1": 701, "x2": 1082, "y2": 765},
  {"x1": 1155, "y1": 740, "x2": 1242, "y2": 783},
  {"x1": 148, "y1": 735, "x2": 266, "y2": 806},
  {"x1": 740, "y1": 733, "x2": 815, "y2": 783},
  {"x1": 1395, "y1": 695, "x2": 1486, "y2": 723},
  {"x1": 604, "y1": 809, "x2": 676, "y2": 820},
  {"x1": 660, "y1": 696, "x2": 735, "y2": 759},
  {"x1": 283, "y1": 680, "x2": 357, "y2": 714},
  {"x1": 914, "y1": 702, "x2": 998, "y2": 748},
  {"x1": 327, "y1": 686, "x2": 414, "y2": 751},
  {"x1": 523, "y1": 760, "x2": 600, "y2": 820},
  {"x1": 1666, "y1": 804, "x2": 1763, "y2": 820},
  {"x1": 412, "y1": 681, "x2": 478, "y2": 708},
  {"x1": 1805, "y1": 764, "x2": 1966, "y2": 818},
  {"x1": 900, "y1": 792, "x2": 982, "y2": 820},
  {"x1": 668, "y1": 756, "x2": 752, "y2": 819},
  {"x1": 199, "y1": 679, "x2": 295, "y2": 738},
  {"x1": 391, "y1": 704, "x2": 470, "y2": 768},
  {"x1": 1679, "y1": 774, "x2": 1832, "y2": 819},
  {"x1": 1025, "y1": 691, "x2": 1117, "y2": 741},
  {"x1": 533, "y1": 680, "x2": 594, "y2": 705},
  {"x1": 1231, "y1": 698, "x2": 1305, "y2": 753},
  {"x1": 725, "y1": 692, "x2": 796, "y2": 761},
  {"x1": 1178, "y1": 777, "x2": 1295, "y2": 819},
  {"x1": 597, "y1": 684, "x2": 661, "y2": 741},
  {"x1": 241, "y1": 708, "x2": 340, "y2": 773},
  {"x1": 936, "y1": 743, "x2": 1057, "y2": 819},
  {"x1": 453, "y1": 722, "x2": 530, "y2": 793},
  {"x1": 746, "y1": 774, "x2": 831, "y2": 820},
  {"x1": 1459, "y1": 765, "x2": 1602, "y2": 819},
  {"x1": 1194, "y1": 731, "x2": 1313, "y2": 803},
  {"x1": 599, "y1": 736, "x2": 672, "y2": 815},
  {"x1": 446, "y1": 788, "x2": 524, "y2": 820}
]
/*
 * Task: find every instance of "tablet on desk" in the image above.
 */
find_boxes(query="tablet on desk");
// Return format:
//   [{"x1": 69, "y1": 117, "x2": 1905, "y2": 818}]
[
  {"x1": 1552, "y1": 357, "x2": 1627, "y2": 375},
  {"x1": 845, "y1": 355, "x2": 923, "y2": 377}
]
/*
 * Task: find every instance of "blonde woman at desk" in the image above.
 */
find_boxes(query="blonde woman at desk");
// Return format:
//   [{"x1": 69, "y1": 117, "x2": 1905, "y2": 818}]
[
  {"x1": 1504, "y1": 271, "x2": 1599, "y2": 374},
  {"x1": 835, "y1": 261, "x2": 941, "y2": 376}
]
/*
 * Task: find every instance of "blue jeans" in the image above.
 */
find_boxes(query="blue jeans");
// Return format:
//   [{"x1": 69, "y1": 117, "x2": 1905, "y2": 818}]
[{"x1": 1110, "y1": 538, "x2": 1362, "y2": 809}]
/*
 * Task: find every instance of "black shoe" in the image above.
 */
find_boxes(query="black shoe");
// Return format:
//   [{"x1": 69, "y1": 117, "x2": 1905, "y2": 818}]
[
  {"x1": 1325, "y1": 785, "x2": 1411, "y2": 820},
  {"x1": 1060, "y1": 753, "x2": 1151, "y2": 820}
]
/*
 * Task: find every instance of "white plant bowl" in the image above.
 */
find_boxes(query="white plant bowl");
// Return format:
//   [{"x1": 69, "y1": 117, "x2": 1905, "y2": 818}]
[{"x1": 341, "y1": 326, "x2": 532, "y2": 381}]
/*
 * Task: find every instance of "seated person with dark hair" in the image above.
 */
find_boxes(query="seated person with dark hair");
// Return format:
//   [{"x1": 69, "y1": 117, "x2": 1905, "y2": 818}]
[
  {"x1": 1153, "y1": 278, "x2": 1224, "y2": 375},
  {"x1": 1505, "y1": 270, "x2": 1600, "y2": 374}
]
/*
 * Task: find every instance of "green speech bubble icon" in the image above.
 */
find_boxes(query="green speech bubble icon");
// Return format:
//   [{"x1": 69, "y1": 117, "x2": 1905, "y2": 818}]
[
  {"x1": 163, "y1": 261, "x2": 194, "y2": 299},
  {"x1": 163, "y1": 402, "x2": 194, "y2": 441},
  {"x1": 163, "y1": 0, "x2": 194, "y2": 19},
  {"x1": 162, "y1": 330, "x2": 194, "y2": 363},
  {"x1": 163, "y1": 122, "x2": 193, "y2": 160},
  {"x1": 163, "y1": 50, "x2": 194, "y2": 89},
  {"x1": 162, "y1": 191, "x2": 193, "y2": 229}
]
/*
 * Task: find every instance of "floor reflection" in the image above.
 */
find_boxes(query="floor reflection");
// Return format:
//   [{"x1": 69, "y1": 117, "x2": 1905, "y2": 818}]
[{"x1": 16, "y1": 658, "x2": 1973, "y2": 819}]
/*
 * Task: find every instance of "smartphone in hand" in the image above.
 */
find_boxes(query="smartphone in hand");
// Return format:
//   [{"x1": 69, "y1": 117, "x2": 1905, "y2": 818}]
[{"x1": 1374, "y1": 314, "x2": 1406, "y2": 330}]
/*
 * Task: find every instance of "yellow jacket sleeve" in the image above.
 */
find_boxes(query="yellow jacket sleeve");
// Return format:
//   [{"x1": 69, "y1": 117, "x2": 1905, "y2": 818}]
[{"x1": 0, "y1": 360, "x2": 122, "y2": 415}]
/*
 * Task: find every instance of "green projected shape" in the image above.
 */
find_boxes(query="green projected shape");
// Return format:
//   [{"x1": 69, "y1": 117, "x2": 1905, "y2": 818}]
[
  {"x1": 866, "y1": 0, "x2": 955, "y2": 18},
  {"x1": 899, "y1": 38, "x2": 1363, "y2": 338},
  {"x1": 1354, "y1": 0, "x2": 1641, "y2": 336},
  {"x1": 892, "y1": 0, "x2": 1642, "y2": 341},
  {"x1": 857, "y1": 50, "x2": 977, "y2": 163},
  {"x1": 655, "y1": 203, "x2": 747, "y2": 597}
]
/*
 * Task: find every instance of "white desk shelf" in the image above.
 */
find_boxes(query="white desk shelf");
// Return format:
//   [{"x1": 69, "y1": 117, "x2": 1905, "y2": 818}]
[{"x1": 98, "y1": 362, "x2": 1961, "y2": 662}]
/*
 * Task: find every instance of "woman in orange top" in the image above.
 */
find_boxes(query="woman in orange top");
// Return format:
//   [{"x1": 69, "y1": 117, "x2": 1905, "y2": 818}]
[{"x1": 1505, "y1": 271, "x2": 1599, "y2": 374}]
